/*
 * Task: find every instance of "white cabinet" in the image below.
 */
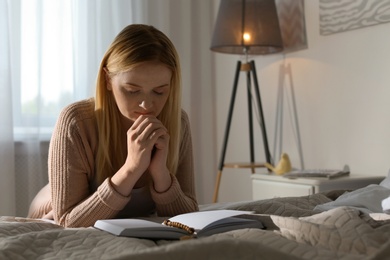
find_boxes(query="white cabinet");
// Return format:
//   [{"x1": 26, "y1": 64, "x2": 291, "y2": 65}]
[{"x1": 251, "y1": 173, "x2": 384, "y2": 200}]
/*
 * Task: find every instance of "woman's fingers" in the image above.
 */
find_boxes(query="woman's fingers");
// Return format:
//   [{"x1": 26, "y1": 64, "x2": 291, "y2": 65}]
[
  {"x1": 131, "y1": 115, "x2": 167, "y2": 142},
  {"x1": 124, "y1": 115, "x2": 168, "y2": 177}
]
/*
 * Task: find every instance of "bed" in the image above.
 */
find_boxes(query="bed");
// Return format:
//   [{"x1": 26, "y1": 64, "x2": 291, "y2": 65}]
[{"x1": 2, "y1": 185, "x2": 390, "y2": 259}]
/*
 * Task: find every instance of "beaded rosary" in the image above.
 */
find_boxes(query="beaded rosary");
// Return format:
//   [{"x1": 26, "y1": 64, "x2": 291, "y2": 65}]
[{"x1": 163, "y1": 219, "x2": 195, "y2": 235}]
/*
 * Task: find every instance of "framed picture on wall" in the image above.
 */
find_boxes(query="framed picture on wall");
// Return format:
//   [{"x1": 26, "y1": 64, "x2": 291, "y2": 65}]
[{"x1": 320, "y1": 0, "x2": 390, "y2": 35}]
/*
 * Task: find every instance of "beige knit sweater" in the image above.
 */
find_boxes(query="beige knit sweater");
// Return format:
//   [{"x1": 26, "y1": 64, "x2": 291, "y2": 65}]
[{"x1": 29, "y1": 98, "x2": 198, "y2": 227}]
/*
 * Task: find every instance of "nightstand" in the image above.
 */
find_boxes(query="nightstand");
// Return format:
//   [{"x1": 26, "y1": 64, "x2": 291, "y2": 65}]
[{"x1": 251, "y1": 173, "x2": 385, "y2": 200}]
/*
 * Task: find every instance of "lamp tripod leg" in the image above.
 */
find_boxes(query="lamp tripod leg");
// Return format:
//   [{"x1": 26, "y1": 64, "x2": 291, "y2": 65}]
[
  {"x1": 250, "y1": 60, "x2": 272, "y2": 165},
  {"x1": 213, "y1": 61, "x2": 242, "y2": 203},
  {"x1": 213, "y1": 170, "x2": 222, "y2": 203},
  {"x1": 246, "y1": 69, "x2": 256, "y2": 173}
]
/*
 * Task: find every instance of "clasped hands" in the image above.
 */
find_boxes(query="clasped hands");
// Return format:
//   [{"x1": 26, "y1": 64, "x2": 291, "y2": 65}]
[
  {"x1": 111, "y1": 115, "x2": 171, "y2": 195},
  {"x1": 127, "y1": 114, "x2": 170, "y2": 178}
]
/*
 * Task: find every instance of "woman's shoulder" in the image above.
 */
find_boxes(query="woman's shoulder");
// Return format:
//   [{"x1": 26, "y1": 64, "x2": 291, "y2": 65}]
[
  {"x1": 180, "y1": 109, "x2": 192, "y2": 134},
  {"x1": 57, "y1": 98, "x2": 96, "y2": 126},
  {"x1": 180, "y1": 109, "x2": 190, "y2": 123}
]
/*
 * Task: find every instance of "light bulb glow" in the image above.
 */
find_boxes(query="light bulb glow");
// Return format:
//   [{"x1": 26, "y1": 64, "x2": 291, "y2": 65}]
[{"x1": 243, "y1": 33, "x2": 251, "y2": 43}]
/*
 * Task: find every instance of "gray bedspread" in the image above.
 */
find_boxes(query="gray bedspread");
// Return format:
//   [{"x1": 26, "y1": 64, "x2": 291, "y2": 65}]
[{"x1": 1, "y1": 192, "x2": 390, "y2": 260}]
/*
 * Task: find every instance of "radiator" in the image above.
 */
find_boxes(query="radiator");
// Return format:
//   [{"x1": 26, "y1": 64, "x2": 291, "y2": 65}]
[{"x1": 14, "y1": 141, "x2": 49, "y2": 217}]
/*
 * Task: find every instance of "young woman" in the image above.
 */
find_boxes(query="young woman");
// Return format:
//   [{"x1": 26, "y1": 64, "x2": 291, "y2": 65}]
[{"x1": 28, "y1": 24, "x2": 199, "y2": 227}]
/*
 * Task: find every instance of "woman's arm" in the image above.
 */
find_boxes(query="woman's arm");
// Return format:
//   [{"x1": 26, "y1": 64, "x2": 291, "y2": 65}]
[
  {"x1": 150, "y1": 111, "x2": 199, "y2": 216},
  {"x1": 50, "y1": 100, "x2": 130, "y2": 227}
]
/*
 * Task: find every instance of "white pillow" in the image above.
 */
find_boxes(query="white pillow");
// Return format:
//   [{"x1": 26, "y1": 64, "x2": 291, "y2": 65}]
[
  {"x1": 379, "y1": 169, "x2": 390, "y2": 189},
  {"x1": 315, "y1": 184, "x2": 390, "y2": 214}
]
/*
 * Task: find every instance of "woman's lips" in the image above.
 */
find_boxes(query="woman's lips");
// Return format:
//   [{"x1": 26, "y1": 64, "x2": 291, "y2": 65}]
[{"x1": 135, "y1": 111, "x2": 154, "y2": 116}]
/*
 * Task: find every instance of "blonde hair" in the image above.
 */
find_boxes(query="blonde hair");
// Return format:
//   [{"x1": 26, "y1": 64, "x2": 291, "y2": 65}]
[{"x1": 94, "y1": 24, "x2": 182, "y2": 185}]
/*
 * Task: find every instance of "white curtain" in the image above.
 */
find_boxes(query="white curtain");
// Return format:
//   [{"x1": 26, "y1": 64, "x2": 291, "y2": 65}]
[
  {"x1": 1, "y1": 0, "x2": 216, "y2": 217},
  {"x1": 0, "y1": 0, "x2": 16, "y2": 216}
]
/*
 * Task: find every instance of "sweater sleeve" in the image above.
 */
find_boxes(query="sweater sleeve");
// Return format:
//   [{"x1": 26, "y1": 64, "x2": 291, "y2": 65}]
[
  {"x1": 49, "y1": 100, "x2": 130, "y2": 227},
  {"x1": 150, "y1": 110, "x2": 199, "y2": 216}
]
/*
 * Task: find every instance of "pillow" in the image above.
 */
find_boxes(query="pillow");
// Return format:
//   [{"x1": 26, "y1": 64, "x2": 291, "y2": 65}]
[
  {"x1": 379, "y1": 169, "x2": 390, "y2": 189},
  {"x1": 314, "y1": 184, "x2": 390, "y2": 214}
]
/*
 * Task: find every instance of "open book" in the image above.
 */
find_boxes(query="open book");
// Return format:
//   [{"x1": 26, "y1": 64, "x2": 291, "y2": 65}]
[{"x1": 94, "y1": 210, "x2": 263, "y2": 240}]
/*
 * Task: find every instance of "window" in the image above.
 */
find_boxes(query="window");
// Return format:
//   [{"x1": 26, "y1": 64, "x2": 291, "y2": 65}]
[{"x1": 14, "y1": 0, "x2": 75, "y2": 139}]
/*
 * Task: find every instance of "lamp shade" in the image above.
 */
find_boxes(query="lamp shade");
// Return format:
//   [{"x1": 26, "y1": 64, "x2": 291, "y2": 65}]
[{"x1": 211, "y1": 0, "x2": 283, "y2": 55}]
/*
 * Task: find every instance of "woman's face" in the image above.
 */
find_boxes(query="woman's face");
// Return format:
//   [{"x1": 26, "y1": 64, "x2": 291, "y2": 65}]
[{"x1": 107, "y1": 61, "x2": 172, "y2": 126}]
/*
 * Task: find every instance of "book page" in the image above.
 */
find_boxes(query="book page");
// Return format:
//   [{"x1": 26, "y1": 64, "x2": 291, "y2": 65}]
[
  {"x1": 102, "y1": 219, "x2": 164, "y2": 229},
  {"x1": 167, "y1": 210, "x2": 252, "y2": 230}
]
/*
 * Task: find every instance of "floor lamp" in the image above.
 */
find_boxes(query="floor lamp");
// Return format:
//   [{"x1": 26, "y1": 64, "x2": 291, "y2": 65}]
[{"x1": 211, "y1": 0, "x2": 284, "y2": 203}]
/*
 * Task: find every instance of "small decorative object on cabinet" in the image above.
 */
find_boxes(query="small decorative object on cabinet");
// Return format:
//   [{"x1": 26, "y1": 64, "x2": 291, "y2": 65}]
[
  {"x1": 251, "y1": 173, "x2": 385, "y2": 200},
  {"x1": 264, "y1": 153, "x2": 292, "y2": 175}
]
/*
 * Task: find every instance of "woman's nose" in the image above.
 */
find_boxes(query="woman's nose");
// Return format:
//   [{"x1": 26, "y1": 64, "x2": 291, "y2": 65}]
[{"x1": 139, "y1": 100, "x2": 153, "y2": 110}]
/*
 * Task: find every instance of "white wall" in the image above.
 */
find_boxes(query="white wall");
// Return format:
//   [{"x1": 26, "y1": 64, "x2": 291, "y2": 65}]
[{"x1": 213, "y1": 0, "x2": 390, "y2": 202}]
